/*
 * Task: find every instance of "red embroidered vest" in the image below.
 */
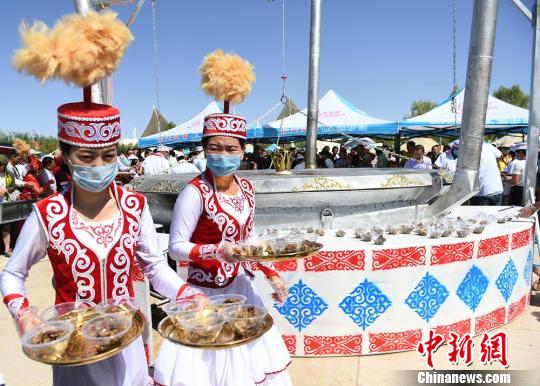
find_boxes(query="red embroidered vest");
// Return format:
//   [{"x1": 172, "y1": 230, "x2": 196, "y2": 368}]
[
  {"x1": 34, "y1": 184, "x2": 146, "y2": 305},
  {"x1": 187, "y1": 170, "x2": 255, "y2": 288}
]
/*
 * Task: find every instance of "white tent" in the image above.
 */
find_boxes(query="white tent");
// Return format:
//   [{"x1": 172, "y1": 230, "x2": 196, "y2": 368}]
[
  {"x1": 400, "y1": 89, "x2": 529, "y2": 135},
  {"x1": 138, "y1": 102, "x2": 221, "y2": 147},
  {"x1": 262, "y1": 89, "x2": 398, "y2": 137}
]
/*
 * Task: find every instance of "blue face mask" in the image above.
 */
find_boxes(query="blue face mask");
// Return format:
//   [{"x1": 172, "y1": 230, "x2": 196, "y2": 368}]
[
  {"x1": 69, "y1": 161, "x2": 118, "y2": 192},
  {"x1": 206, "y1": 154, "x2": 241, "y2": 177}
]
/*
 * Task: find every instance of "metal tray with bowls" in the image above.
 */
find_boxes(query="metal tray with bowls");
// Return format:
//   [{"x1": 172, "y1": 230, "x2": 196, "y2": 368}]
[
  {"x1": 23, "y1": 309, "x2": 145, "y2": 366},
  {"x1": 158, "y1": 311, "x2": 273, "y2": 349},
  {"x1": 233, "y1": 241, "x2": 323, "y2": 263}
]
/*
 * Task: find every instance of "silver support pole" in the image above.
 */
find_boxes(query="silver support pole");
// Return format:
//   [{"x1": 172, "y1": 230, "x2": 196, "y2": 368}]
[
  {"x1": 126, "y1": 0, "x2": 146, "y2": 27},
  {"x1": 73, "y1": 0, "x2": 94, "y2": 13},
  {"x1": 511, "y1": 0, "x2": 533, "y2": 21},
  {"x1": 427, "y1": 0, "x2": 499, "y2": 217},
  {"x1": 73, "y1": 0, "x2": 111, "y2": 105},
  {"x1": 523, "y1": 1, "x2": 540, "y2": 205},
  {"x1": 305, "y1": 0, "x2": 322, "y2": 169}
]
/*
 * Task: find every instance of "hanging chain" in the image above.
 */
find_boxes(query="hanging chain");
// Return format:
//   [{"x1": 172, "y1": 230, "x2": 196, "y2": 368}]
[
  {"x1": 280, "y1": 0, "x2": 288, "y2": 104},
  {"x1": 281, "y1": 0, "x2": 286, "y2": 80},
  {"x1": 450, "y1": 0, "x2": 458, "y2": 129},
  {"x1": 276, "y1": 0, "x2": 288, "y2": 147},
  {"x1": 253, "y1": 101, "x2": 283, "y2": 126},
  {"x1": 151, "y1": 0, "x2": 162, "y2": 143}
]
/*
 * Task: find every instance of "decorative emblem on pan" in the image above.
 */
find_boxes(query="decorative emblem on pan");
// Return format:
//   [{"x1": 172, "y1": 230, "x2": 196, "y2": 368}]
[
  {"x1": 292, "y1": 177, "x2": 353, "y2": 192},
  {"x1": 380, "y1": 175, "x2": 424, "y2": 188},
  {"x1": 150, "y1": 181, "x2": 180, "y2": 193}
]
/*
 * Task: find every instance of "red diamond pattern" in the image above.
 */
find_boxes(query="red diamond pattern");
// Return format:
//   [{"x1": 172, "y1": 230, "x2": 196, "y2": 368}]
[
  {"x1": 433, "y1": 319, "x2": 471, "y2": 342},
  {"x1": 369, "y1": 329, "x2": 422, "y2": 353},
  {"x1": 281, "y1": 335, "x2": 296, "y2": 355},
  {"x1": 305, "y1": 250, "x2": 365, "y2": 272},
  {"x1": 372, "y1": 247, "x2": 426, "y2": 271},
  {"x1": 475, "y1": 307, "x2": 506, "y2": 334},
  {"x1": 478, "y1": 235, "x2": 509, "y2": 259},
  {"x1": 304, "y1": 335, "x2": 362, "y2": 355},
  {"x1": 508, "y1": 295, "x2": 527, "y2": 322},
  {"x1": 512, "y1": 229, "x2": 532, "y2": 250},
  {"x1": 431, "y1": 242, "x2": 473, "y2": 265}
]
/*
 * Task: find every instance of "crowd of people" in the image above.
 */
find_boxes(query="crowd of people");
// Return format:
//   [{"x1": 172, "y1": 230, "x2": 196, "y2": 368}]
[
  {"x1": 0, "y1": 137, "x2": 531, "y2": 258},
  {"x1": 300, "y1": 139, "x2": 531, "y2": 207},
  {"x1": 0, "y1": 145, "x2": 66, "y2": 256},
  {"x1": 119, "y1": 138, "x2": 533, "y2": 210}
]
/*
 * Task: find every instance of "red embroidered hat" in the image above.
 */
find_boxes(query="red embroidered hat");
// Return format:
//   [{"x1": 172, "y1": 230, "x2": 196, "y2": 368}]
[
  {"x1": 58, "y1": 101, "x2": 121, "y2": 148},
  {"x1": 203, "y1": 113, "x2": 247, "y2": 140}
]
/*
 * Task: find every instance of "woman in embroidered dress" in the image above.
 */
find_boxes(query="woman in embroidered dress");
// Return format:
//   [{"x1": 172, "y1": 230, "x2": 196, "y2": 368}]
[
  {"x1": 20, "y1": 157, "x2": 53, "y2": 200},
  {"x1": 0, "y1": 11, "x2": 202, "y2": 386},
  {"x1": 154, "y1": 51, "x2": 292, "y2": 386}
]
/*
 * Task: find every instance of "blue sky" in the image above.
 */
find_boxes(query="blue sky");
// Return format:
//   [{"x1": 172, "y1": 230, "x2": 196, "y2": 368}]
[{"x1": 0, "y1": 0, "x2": 534, "y2": 138}]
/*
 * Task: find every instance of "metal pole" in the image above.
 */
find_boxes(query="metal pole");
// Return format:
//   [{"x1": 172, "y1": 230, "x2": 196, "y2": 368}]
[
  {"x1": 427, "y1": 0, "x2": 499, "y2": 216},
  {"x1": 305, "y1": 0, "x2": 321, "y2": 169},
  {"x1": 511, "y1": 0, "x2": 533, "y2": 21},
  {"x1": 523, "y1": 1, "x2": 540, "y2": 205},
  {"x1": 394, "y1": 132, "x2": 401, "y2": 155},
  {"x1": 73, "y1": 0, "x2": 111, "y2": 105},
  {"x1": 126, "y1": 0, "x2": 147, "y2": 27}
]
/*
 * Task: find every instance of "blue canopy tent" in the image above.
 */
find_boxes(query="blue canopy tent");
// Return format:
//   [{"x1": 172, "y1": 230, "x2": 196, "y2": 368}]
[
  {"x1": 138, "y1": 102, "x2": 278, "y2": 147},
  {"x1": 260, "y1": 90, "x2": 399, "y2": 140},
  {"x1": 399, "y1": 89, "x2": 529, "y2": 138}
]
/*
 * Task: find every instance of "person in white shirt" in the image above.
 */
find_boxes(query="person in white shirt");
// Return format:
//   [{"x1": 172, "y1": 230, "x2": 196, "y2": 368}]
[
  {"x1": 6, "y1": 151, "x2": 33, "y2": 190},
  {"x1": 404, "y1": 145, "x2": 432, "y2": 169},
  {"x1": 501, "y1": 150, "x2": 515, "y2": 205},
  {"x1": 166, "y1": 149, "x2": 178, "y2": 169},
  {"x1": 142, "y1": 149, "x2": 171, "y2": 175},
  {"x1": 172, "y1": 155, "x2": 200, "y2": 174},
  {"x1": 469, "y1": 143, "x2": 503, "y2": 206},
  {"x1": 192, "y1": 145, "x2": 207, "y2": 172},
  {"x1": 323, "y1": 152, "x2": 335, "y2": 168},
  {"x1": 434, "y1": 143, "x2": 458, "y2": 172},
  {"x1": 506, "y1": 143, "x2": 527, "y2": 206},
  {"x1": 38, "y1": 156, "x2": 57, "y2": 193},
  {"x1": 118, "y1": 152, "x2": 130, "y2": 167},
  {"x1": 126, "y1": 149, "x2": 138, "y2": 161}
]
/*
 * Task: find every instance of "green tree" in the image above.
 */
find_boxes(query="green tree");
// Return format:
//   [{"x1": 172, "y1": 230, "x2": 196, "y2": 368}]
[
  {"x1": 165, "y1": 121, "x2": 176, "y2": 131},
  {"x1": 493, "y1": 85, "x2": 529, "y2": 108},
  {"x1": 0, "y1": 131, "x2": 58, "y2": 154},
  {"x1": 409, "y1": 100, "x2": 437, "y2": 118}
]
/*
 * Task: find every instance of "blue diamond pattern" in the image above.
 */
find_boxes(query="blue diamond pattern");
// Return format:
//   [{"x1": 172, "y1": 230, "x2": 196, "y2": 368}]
[
  {"x1": 496, "y1": 259, "x2": 518, "y2": 302},
  {"x1": 274, "y1": 279, "x2": 328, "y2": 332},
  {"x1": 339, "y1": 279, "x2": 391, "y2": 330},
  {"x1": 405, "y1": 272, "x2": 449, "y2": 322},
  {"x1": 457, "y1": 265, "x2": 489, "y2": 311},
  {"x1": 524, "y1": 249, "x2": 533, "y2": 284}
]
